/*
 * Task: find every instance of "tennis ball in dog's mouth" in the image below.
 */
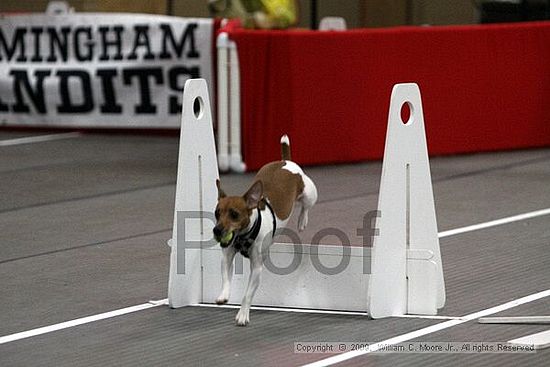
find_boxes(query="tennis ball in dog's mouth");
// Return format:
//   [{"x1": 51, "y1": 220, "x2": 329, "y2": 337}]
[{"x1": 220, "y1": 231, "x2": 233, "y2": 244}]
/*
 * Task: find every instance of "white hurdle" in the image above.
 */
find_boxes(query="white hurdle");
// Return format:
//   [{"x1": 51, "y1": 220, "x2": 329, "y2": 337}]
[{"x1": 168, "y1": 79, "x2": 445, "y2": 318}]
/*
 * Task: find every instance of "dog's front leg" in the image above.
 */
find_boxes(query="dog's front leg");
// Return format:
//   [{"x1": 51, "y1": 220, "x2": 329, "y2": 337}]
[
  {"x1": 236, "y1": 251, "x2": 263, "y2": 326},
  {"x1": 216, "y1": 246, "x2": 237, "y2": 304}
]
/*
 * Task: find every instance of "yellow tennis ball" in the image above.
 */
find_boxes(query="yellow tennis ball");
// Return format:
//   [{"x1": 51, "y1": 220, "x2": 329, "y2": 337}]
[{"x1": 220, "y1": 231, "x2": 234, "y2": 244}]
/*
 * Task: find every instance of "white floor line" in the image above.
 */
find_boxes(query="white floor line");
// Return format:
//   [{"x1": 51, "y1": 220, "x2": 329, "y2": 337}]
[
  {"x1": 300, "y1": 289, "x2": 550, "y2": 367},
  {"x1": 0, "y1": 300, "x2": 165, "y2": 345},
  {"x1": 509, "y1": 329, "x2": 550, "y2": 350},
  {"x1": 392, "y1": 314, "x2": 463, "y2": 320},
  {"x1": 0, "y1": 132, "x2": 82, "y2": 147},
  {"x1": 196, "y1": 304, "x2": 462, "y2": 319},
  {"x1": 438, "y1": 207, "x2": 550, "y2": 238},
  {"x1": 1, "y1": 207, "x2": 550, "y2": 345},
  {"x1": 195, "y1": 303, "x2": 370, "y2": 316}
]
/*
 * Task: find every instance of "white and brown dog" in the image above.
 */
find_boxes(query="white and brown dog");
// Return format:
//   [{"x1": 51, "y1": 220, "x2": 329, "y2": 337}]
[{"x1": 213, "y1": 135, "x2": 317, "y2": 326}]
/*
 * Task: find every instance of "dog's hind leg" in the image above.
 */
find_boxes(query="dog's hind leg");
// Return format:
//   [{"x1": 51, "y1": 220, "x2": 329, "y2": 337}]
[
  {"x1": 216, "y1": 246, "x2": 237, "y2": 305},
  {"x1": 236, "y1": 251, "x2": 263, "y2": 326},
  {"x1": 298, "y1": 174, "x2": 318, "y2": 232}
]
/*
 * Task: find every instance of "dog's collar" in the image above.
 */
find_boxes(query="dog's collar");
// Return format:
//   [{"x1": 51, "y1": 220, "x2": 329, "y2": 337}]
[{"x1": 233, "y1": 201, "x2": 276, "y2": 258}]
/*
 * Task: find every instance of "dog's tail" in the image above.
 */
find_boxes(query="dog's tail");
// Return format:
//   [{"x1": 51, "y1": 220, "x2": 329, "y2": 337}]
[{"x1": 280, "y1": 135, "x2": 291, "y2": 161}]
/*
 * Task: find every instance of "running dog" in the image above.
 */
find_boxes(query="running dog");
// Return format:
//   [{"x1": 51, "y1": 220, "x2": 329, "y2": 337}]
[{"x1": 213, "y1": 135, "x2": 317, "y2": 325}]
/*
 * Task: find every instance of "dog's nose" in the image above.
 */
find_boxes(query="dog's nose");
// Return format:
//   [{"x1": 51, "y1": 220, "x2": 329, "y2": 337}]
[{"x1": 213, "y1": 226, "x2": 222, "y2": 237}]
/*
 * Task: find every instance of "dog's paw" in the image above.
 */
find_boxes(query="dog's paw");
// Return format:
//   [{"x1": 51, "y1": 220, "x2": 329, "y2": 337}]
[
  {"x1": 215, "y1": 296, "x2": 228, "y2": 305},
  {"x1": 298, "y1": 211, "x2": 308, "y2": 232},
  {"x1": 235, "y1": 308, "x2": 250, "y2": 326},
  {"x1": 216, "y1": 289, "x2": 230, "y2": 304}
]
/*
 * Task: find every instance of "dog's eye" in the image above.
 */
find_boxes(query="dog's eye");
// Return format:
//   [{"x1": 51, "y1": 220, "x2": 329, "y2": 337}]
[
  {"x1": 215, "y1": 208, "x2": 220, "y2": 220},
  {"x1": 229, "y1": 209, "x2": 239, "y2": 221}
]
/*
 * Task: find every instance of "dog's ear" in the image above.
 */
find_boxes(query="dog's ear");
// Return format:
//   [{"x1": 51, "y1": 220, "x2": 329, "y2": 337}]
[
  {"x1": 243, "y1": 180, "x2": 263, "y2": 209},
  {"x1": 216, "y1": 179, "x2": 227, "y2": 199}
]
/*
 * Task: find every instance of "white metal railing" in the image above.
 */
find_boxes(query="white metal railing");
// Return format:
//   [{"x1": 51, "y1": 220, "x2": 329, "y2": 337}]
[
  {"x1": 319, "y1": 16, "x2": 347, "y2": 31},
  {"x1": 216, "y1": 32, "x2": 246, "y2": 173},
  {"x1": 215, "y1": 17, "x2": 346, "y2": 173}
]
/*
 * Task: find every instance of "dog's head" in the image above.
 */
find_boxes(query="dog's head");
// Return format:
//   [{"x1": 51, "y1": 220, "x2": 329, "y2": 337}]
[{"x1": 213, "y1": 179, "x2": 263, "y2": 247}]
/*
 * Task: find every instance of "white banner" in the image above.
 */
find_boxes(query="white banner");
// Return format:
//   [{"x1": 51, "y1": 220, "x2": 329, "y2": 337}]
[{"x1": 0, "y1": 13, "x2": 213, "y2": 128}]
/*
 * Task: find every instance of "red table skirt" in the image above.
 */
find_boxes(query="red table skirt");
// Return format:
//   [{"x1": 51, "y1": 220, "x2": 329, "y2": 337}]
[{"x1": 230, "y1": 22, "x2": 550, "y2": 171}]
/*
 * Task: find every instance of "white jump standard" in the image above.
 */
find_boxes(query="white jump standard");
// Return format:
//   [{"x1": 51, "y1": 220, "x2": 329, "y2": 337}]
[{"x1": 167, "y1": 79, "x2": 445, "y2": 321}]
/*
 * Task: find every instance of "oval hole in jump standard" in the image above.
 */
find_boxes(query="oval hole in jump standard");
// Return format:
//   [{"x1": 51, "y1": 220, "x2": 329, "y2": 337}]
[{"x1": 193, "y1": 96, "x2": 204, "y2": 119}]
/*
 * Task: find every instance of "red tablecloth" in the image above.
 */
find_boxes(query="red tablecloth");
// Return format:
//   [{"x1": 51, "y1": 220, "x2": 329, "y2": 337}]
[{"x1": 229, "y1": 22, "x2": 550, "y2": 170}]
